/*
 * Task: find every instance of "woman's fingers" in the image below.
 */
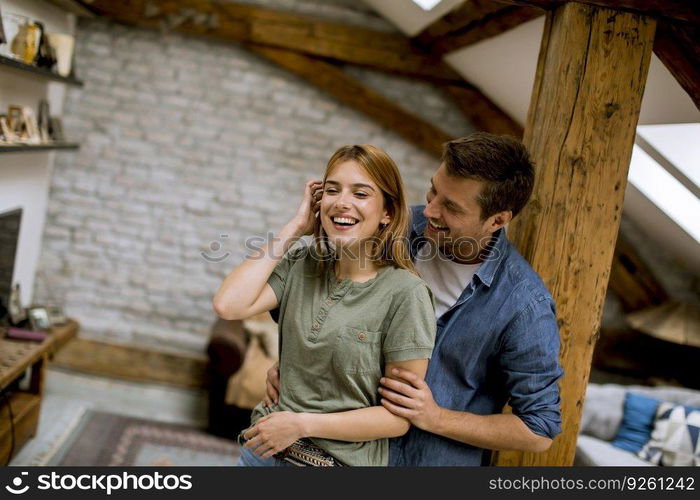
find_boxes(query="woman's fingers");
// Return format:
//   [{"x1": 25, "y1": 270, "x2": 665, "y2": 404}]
[
  {"x1": 243, "y1": 433, "x2": 263, "y2": 449},
  {"x1": 306, "y1": 180, "x2": 323, "y2": 196},
  {"x1": 242, "y1": 425, "x2": 258, "y2": 441},
  {"x1": 253, "y1": 441, "x2": 276, "y2": 457}
]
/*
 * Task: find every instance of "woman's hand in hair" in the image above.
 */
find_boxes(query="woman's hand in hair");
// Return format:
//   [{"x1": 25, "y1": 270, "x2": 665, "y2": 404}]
[
  {"x1": 242, "y1": 411, "x2": 306, "y2": 458},
  {"x1": 292, "y1": 180, "x2": 323, "y2": 236}
]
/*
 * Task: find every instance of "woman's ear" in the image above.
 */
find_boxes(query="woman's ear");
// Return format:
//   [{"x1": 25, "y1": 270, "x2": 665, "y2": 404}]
[{"x1": 381, "y1": 212, "x2": 391, "y2": 226}]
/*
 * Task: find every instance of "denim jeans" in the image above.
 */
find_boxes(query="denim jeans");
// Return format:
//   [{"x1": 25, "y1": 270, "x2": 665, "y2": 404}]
[{"x1": 235, "y1": 447, "x2": 293, "y2": 467}]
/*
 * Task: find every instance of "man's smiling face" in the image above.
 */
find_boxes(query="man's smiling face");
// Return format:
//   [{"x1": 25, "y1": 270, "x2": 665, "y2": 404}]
[{"x1": 423, "y1": 163, "x2": 502, "y2": 263}]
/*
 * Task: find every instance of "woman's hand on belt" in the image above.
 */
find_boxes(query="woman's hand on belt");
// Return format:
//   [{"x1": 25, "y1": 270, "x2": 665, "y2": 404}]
[{"x1": 242, "y1": 411, "x2": 306, "y2": 458}]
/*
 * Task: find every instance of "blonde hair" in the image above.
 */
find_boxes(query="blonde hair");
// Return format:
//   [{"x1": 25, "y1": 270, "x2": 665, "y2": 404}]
[{"x1": 313, "y1": 144, "x2": 415, "y2": 274}]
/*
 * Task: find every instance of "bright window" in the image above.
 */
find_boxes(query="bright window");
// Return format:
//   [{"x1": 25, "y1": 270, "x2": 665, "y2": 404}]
[
  {"x1": 628, "y1": 143, "x2": 700, "y2": 243},
  {"x1": 637, "y1": 123, "x2": 700, "y2": 189},
  {"x1": 410, "y1": 0, "x2": 444, "y2": 11}
]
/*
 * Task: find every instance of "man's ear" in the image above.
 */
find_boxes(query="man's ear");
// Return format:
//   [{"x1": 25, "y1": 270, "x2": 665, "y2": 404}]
[{"x1": 488, "y1": 211, "x2": 512, "y2": 232}]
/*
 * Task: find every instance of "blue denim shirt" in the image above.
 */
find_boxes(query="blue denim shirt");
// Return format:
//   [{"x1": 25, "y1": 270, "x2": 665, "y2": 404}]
[{"x1": 389, "y1": 206, "x2": 563, "y2": 466}]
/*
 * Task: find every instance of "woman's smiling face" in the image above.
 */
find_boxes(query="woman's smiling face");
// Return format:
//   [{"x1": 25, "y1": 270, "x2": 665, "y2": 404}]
[{"x1": 320, "y1": 160, "x2": 390, "y2": 250}]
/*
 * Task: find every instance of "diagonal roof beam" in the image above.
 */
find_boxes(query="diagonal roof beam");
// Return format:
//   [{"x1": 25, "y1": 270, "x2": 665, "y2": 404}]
[
  {"x1": 76, "y1": 0, "x2": 465, "y2": 85},
  {"x1": 248, "y1": 45, "x2": 453, "y2": 157},
  {"x1": 76, "y1": 0, "x2": 523, "y2": 138},
  {"x1": 415, "y1": 0, "x2": 543, "y2": 56},
  {"x1": 442, "y1": 84, "x2": 523, "y2": 137},
  {"x1": 653, "y1": 21, "x2": 700, "y2": 110}
]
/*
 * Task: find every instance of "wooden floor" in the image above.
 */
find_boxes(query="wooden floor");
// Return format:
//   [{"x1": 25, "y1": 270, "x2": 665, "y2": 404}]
[{"x1": 9, "y1": 367, "x2": 209, "y2": 466}]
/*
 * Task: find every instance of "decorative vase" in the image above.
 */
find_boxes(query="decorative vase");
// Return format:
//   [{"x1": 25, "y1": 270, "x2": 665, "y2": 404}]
[
  {"x1": 10, "y1": 18, "x2": 40, "y2": 64},
  {"x1": 46, "y1": 32, "x2": 74, "y2": 77}
]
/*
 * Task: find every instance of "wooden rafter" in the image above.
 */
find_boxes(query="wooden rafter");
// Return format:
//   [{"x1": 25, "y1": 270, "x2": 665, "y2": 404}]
[
  {"x1": 249, "y1": 45, "x2": 452, "y2": 157},
  {"x1": 442, "y1": 84, "x2": 523, "y2": 137},
  {"x1": 76, "y1": 0, "x2": 465, "y2": 84},
  {"x1": 609, "y1": 234, "x2": 668, "y2": 313},
  {"x1": 654, "y1": 21, "x2": 700, "y2": 110},
  {"x1": 493, "y1": 0, "x2": 700, "y2": 24},
  {"x1": 45, "y1": 0, "x2": 96, "y2": 17},
  {"x1": 416, "y1": 0, "x2": 509, "y2": 43},
  {"x1": 416, "y1": 1, "x2": 543, "y2": 55},
  {"x1": 75, "y1": 0, "x2": 523, "y2": 140}
]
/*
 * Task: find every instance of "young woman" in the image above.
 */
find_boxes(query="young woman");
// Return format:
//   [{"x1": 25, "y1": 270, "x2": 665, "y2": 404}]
[{"x1": 213, "y1": 145, "x2": 436, "y2": 466}]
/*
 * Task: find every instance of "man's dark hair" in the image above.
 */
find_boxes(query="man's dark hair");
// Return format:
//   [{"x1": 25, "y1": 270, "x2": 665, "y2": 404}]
[{"x1": 441, "y1": 132, "x2": 535, "y2": 220}]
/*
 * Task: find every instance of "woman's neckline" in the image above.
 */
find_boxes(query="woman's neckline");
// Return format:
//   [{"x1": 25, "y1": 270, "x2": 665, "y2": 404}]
[{"x1": 330, "y1": 262, "x2": 391, "y2": 288}]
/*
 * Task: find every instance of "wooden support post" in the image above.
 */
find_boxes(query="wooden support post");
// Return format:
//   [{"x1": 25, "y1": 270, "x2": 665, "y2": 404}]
[{"x1": 494, "y1": 3, "x2": 656, "y2": 466}]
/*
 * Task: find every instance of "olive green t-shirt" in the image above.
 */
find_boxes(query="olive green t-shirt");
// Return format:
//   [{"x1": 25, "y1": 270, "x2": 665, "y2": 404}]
[{"x1": 250, "y1": 245, "x2": 436, "y2": 466}]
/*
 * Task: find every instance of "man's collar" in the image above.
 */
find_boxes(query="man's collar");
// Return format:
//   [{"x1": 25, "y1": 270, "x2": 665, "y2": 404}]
[
  {"x1": 410, "y1": 205, "x2": 508, "y2": 288},
  {"x1": 473, "y1": 228, "x2": 508, "y2": 288}
]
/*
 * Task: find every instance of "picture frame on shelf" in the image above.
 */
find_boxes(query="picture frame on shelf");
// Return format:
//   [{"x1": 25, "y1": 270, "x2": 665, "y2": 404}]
[
  {"x1": 27, "y1": 306, "x2": 51, "y2": 331},
  {"x1": 46, "y1": 305, "x2": 67, "y2": 327},
  {"x1": 22, "y1": 106, "x2": 41, "y2": 143},
  {"x1": 8, "y1": 283, "x2": 26, "y2": 325},
  {"x1": 0, "y1": 115, "x2": 15, "y2": 143},
  {"x1": 7, "y1": 105, "x2": 23, "y2": 135}
]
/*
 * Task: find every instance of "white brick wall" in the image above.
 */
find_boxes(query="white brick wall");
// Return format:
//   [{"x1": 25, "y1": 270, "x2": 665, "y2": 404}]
[{"x1": 34, "y1": 6, "x2": 474, "y2": 354}]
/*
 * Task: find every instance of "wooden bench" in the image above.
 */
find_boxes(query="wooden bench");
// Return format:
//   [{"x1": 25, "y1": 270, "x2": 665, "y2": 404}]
[{"x1": 0, "y1": 319, "x2": 79, "y2": 464}]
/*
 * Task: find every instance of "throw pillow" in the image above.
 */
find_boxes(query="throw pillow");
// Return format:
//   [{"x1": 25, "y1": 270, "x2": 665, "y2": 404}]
[
  {"x1": 638, "y1": 402, "x2": 700, "y2": 466},
  {"x1": 611, "y1": 392, "x2": 661, "y2": 453}
]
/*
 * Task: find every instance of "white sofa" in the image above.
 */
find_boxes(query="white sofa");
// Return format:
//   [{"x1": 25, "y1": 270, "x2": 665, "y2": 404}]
[{"x1": 575, "y1": 383, "x2": 700, "y2": 466}]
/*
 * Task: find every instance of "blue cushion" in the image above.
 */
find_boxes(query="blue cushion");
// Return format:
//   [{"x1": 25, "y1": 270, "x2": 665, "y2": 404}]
[{"x1": 611, "y1": 392, "x2": 661, "y2": 453}]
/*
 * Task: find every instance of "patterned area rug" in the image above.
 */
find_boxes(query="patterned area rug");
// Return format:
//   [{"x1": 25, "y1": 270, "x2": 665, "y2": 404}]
[{"x1": 46, "y1": 409, "x2": 241, "y2": 466}]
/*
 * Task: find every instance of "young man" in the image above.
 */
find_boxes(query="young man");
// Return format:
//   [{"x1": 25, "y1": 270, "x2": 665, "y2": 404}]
[
  {"x1": 264, "y1": 133, "x2": 563, "y2": 466},
  {"x1": 380, "y1": 132, "x2": 563, "y2": 466}
]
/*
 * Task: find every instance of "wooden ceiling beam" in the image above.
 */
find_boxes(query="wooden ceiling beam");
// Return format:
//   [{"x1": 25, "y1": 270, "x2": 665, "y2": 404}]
[
  {"x1": 248, "y1": 46, "x2": 452, "y2": 158},
  {"x1": 76, "y1": 0, "x2": 525, "y2": 139},
  {"x1": 416, "y1": 0, "x2": 509, "y2": 43},
  {"x1": 608, "y1": 234, "x2": 668, "y2": 313},
  {"x1": 653, "y1": 21, "x2": 700, "y2": 110},
  {"x1": 76, "y1": 0, "x2": 465, "y2": 85},
  {"x1": 416, "y1": 1, "x2": 543, "y2": 55},
  {"x1": 493, "y1": 1, "x2": 700, "y2": 24},
  {"x1": 442, "y1": 84, "x2": 523, "y2": 137}
]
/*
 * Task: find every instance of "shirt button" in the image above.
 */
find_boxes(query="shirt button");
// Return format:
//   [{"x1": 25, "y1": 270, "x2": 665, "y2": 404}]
[
  {"x1": 325, "y1": 299, "x2": 333, "y2": 306},
  {"x1": 358, "y1": 332, "x2": 366, "y2": 341},
  {"x1": 312, "y1": 322, "x2": 320, "y2": 330}
]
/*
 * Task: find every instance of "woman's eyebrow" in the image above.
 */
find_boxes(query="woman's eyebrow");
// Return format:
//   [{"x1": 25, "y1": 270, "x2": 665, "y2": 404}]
[{"x1": 325, "y1": 180, "x2": 376, "y2": 191}]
